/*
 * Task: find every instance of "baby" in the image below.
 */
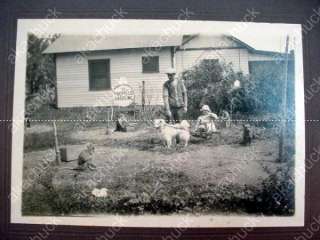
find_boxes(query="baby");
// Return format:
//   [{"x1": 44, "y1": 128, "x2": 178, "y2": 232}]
[{"x1": 194, "y1": 105, "x2": 219, "y2": 137}]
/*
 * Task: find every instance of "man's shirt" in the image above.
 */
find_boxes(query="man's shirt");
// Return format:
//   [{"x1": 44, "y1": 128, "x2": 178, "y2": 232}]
[{"x1": 163, "y1": 79, "x2": 187, "y2": 108}]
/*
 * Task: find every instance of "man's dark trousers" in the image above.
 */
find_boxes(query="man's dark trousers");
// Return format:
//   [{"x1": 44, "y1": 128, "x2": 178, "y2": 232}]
[{"x1": 166, "y1": 106, "x2": 185, "y2": 123}]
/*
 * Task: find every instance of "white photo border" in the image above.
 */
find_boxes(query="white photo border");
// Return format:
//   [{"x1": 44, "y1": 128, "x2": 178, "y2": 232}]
[{"x1": 10, "y1": 19, "x2": 305, "y2": 227}]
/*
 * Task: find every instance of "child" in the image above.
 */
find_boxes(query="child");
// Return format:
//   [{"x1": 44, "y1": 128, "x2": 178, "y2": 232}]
[{"x1": 194, "y1": 105, "x2": 219, "y2": 138}]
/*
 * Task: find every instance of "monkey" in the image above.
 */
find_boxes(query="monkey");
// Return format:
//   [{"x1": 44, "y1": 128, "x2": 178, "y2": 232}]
[
  {"x1": 73, "y1": 143, "x2": 97, "y2": 171},
  {"x1": 241, "y1": 124, "x2": 253, "y2": 146},
  {"x1": 25, "y1": 113, "x2": 31, "y2": 128},
  {"x1": 115, "y1": 113, "x2": 128, "y2": 132}
]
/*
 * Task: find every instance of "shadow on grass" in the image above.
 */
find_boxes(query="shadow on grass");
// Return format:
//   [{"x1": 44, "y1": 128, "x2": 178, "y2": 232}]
[{"x1": 22, "y1": 161, "x2": 295, "y2": 216}]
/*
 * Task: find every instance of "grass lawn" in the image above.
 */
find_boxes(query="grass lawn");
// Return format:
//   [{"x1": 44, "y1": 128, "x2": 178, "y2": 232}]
[{"x1": 22, "y1": 122, "x2": 295, "y2": 216}]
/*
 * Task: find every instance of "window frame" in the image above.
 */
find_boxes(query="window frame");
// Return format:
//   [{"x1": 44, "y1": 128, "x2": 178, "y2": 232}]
[
  {"x1": 142, "y1": 56, "x2": 160, "y2": 73},
  {"x1": 88, "y1": 59, "x2": 111, "y2": 91},
  {"x1": 201, "y1": 58, "x2": 219, "y2": 65}
]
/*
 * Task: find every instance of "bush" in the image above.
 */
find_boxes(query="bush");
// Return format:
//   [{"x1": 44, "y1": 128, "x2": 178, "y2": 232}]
[
  {"x1": 249, "y1": 60, "x2": 295, "y2": 114},
  {"x1": 22, "y1": 161, "x2": 294, "y2": 216},
  {"x1": 249, "y1": 165, "x2": 295, "y2": 215},
  {"x1": 181, "y1": 58, "x2": 295, "y2": 119},
  {"x1": 181, "y1": 60, "x2": 260, "y2": 118}
]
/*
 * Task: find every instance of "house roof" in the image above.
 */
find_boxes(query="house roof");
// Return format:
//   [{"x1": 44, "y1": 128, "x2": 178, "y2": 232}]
[
  {"x1": 43, "y1": 34, "x2": 286, "y2": 57},
  {"x1": 225, "y1": 35, "x2": 288, "y2": 57},
  {"x1": 43, "y1": 35, "x2": 183, "y2": 54},
  {"x1": 225, "y1": 35, "x2": 255, "y2": 51}
]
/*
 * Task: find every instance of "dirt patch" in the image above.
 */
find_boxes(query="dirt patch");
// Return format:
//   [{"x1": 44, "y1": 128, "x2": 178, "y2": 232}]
[
  {"x1": 70, "y1": 127, "x2": 152, "y2": 142},
  {"x1": 22, "y1": 125, "x2": 293, "y2": 216},
  {"x1": 24, "y1": 133, "x2": 280, "y2": 189}
]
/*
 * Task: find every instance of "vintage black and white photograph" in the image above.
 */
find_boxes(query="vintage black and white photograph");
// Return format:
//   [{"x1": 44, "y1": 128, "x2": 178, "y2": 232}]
[{"x1": 10, "y1": 18, "x2": 305, "y2": 227}]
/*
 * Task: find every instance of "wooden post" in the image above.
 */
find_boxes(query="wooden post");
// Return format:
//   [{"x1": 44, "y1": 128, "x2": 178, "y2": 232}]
[
  {"x1": 111, "y1": 104, "x2": 114, "y2": 121},
  {"x1": 142, "y1": 81, "x2": 146, "y2": 111},
  {"x1": 107, "y1": 108, "x2": 109, "y2": 129},
  {"x1": 279, "y1": 35, "x2": 290, "y2": 162},
  {"x1": 230, "y1": 98, "x2": 234, "y2": 124},
  {"x1": 53, "y1": 121, "x2": 61, "y2": 165}
]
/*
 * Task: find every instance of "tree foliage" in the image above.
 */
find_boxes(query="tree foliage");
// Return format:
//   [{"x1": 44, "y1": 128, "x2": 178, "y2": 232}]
[
  {"x1": 181, "y1": 59, "x2": 292, "y2": 118},
  {"x1": 249, "y1": 61, "x2": 283, "y2": 114},
  {"x1": 181, "y1": 60, "x2": 259, "y2": 118},
  {"x1": 26, "y1": 34, "x2": 59, "y2": 104}
]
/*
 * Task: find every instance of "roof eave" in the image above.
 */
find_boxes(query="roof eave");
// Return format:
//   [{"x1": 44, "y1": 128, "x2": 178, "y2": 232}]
[
  {"x1": 42, "y1": 45, "x2": 179, "y2": 55},
  {"x1": 225, "y1": 34, "x2": 291, "y2": 57},
  {"x1": 224, "y1": 35, "x2": 256, "y2": 52},
  {"x1": 250, "y1": 49, "x2": 294, "y2": 60}
]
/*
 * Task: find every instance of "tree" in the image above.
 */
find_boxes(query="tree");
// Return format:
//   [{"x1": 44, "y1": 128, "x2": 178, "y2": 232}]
[
  {"x1": 26, "y1": 34, "x2": 59, "y2": 105},
  {"x1": 248, "y1": 60, "x2": 289, "y2": 114},
  {"x1": 181, "y1": 60, "x2": 259, "y2": 118}
]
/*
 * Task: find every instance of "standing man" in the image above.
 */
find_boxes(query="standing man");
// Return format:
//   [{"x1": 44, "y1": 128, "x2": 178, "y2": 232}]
[{"x1": 163, "y1": 68, "x2": 188, "y2": 123}]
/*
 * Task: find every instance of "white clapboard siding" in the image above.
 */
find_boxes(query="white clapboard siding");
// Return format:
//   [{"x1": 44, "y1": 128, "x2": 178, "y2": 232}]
[
  {"x1": 56, "y1": 48, "x2": 172, "y2": 107},
  {"x1": 55, "y1": 34, "x2": 278, "y2": 108},
  {"x1": 175, "y1": 48, "x2": 249, "y2": 74}
]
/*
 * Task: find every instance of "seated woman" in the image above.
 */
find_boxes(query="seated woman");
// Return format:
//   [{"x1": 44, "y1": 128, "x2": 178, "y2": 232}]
[{"x1": 194, "y1": 105, "x2": 219, "y2": 138}]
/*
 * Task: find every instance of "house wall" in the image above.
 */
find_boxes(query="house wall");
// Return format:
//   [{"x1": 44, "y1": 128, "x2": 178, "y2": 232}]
[
  {"x1": 175, "y1": 48, "x2": 250, "y2": 75},
  {"x1": 56, "y1": 48, "x2": 172, "y2": 107},
  {"x1": 248, "y1": 53, "x2": 278, "y2": 61},
  {"x1": 175, "y1": 35, "x2": 250, "y2": 75},
  {"x1": 55, "y1": 34, "x2": 279, "y2": 108}
]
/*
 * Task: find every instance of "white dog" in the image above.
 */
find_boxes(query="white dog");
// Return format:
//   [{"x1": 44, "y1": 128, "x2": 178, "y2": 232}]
[{"x1": 154, "y1": 119, "x2": 190, "y2": 148}]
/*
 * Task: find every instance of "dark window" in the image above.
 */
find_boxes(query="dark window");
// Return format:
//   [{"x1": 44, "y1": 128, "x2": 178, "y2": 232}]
[
  {"x1": 88, "y1": 59, "x2": 111, "y2": 91},
  {"x1": 201, "y1": 59, "x2": 219, "y2": 65},
  {"x1": 142, "y1": 56, "x2": 159, "y2": 73}
]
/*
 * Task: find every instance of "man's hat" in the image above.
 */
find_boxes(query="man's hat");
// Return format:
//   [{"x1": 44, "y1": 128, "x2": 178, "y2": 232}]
[
  {"x1": 165, "y1": 67, "x2": 176, "y2": 74},
  {"x1": 200, "y1": 105, "x2": 211, "y2": 112}
]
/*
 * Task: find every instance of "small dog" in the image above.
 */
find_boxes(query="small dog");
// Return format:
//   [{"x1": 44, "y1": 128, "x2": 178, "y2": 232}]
[{"x1": 154, "y1": 119, "x2": 190, "y2": 148}]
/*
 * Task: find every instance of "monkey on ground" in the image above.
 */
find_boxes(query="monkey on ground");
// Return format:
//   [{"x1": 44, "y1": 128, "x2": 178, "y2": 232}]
[
  {"x1": 73, "y1": 143, "x2": 97, "y2": 171},
  {"x1": 115, "y1": 113, "x2": 128, "y2": 132},
  {"x1": 241, "y1": 124, "x2": 254, "y2": 145}
]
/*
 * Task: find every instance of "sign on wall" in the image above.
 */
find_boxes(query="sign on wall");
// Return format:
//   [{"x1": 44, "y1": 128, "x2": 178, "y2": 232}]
[{"x1": 112, "y1": 83, "x2": 135, "y2": 107}]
